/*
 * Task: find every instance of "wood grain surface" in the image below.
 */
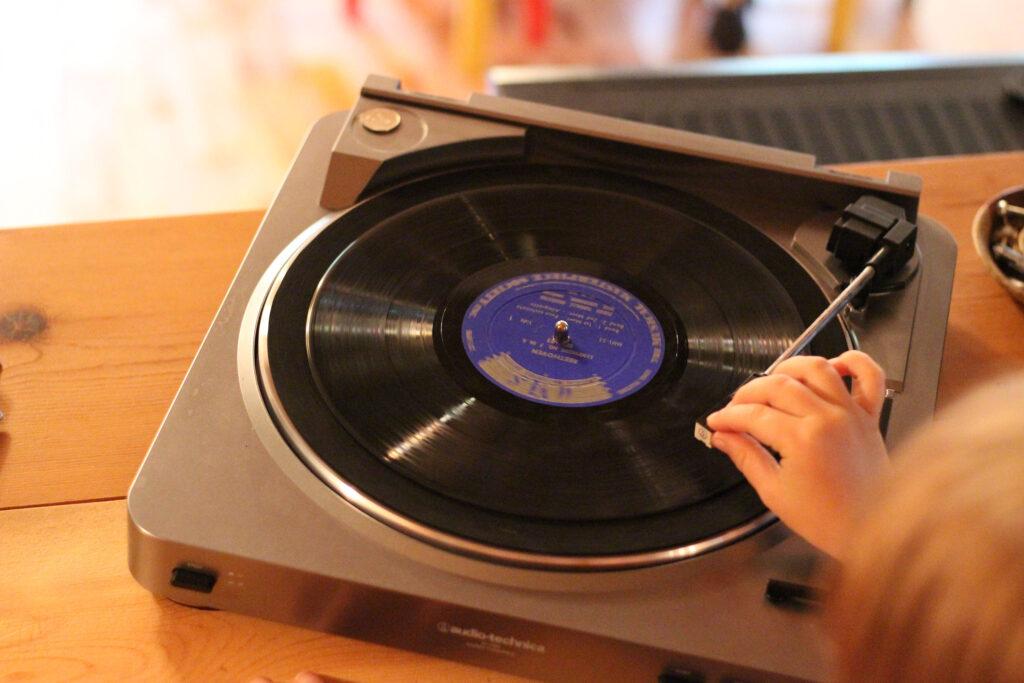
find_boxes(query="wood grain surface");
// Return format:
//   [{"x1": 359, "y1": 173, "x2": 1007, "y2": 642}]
[
  {"x1": 0, "y1": 212, "x2": 261, "y2": 510},
  {"x1": 1, "y1": 152, "x2": 1023, "y2": 681},
  {"x1": 0, "y1": 500, "x2": 519, "y2": 683}
]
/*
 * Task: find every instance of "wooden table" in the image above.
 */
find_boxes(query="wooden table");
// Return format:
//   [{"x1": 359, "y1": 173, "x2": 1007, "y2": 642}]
[{"x1": 2, "y1": 153, "x2": 1023, "y2": 681}]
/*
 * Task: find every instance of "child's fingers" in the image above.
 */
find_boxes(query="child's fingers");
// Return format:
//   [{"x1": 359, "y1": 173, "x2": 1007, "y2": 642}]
[
  {"x1": 769, "y1": 355, "x2": 851, "y2": 407},
  {"x1": 706, "y1": 403, "x2": 798, "y2": 453},
  {"x1": 730, "y1": 372, "x2": 829, "y2": 417},
  {"x1": 829, "y1": 350, "x2": 886, "y2": 418},
  {"x1": 710, "y1": 431, "x2": 781, "y2": 505}
]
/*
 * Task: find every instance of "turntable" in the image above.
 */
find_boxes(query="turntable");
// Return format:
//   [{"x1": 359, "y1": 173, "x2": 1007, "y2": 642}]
[{"x1": 127, "y1": 76, "x2": 956, "y2": 682}]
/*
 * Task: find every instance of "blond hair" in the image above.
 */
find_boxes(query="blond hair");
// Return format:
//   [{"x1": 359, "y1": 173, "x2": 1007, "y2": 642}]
[{"x1": 829, "y1": 374, "x2": 1024, "y2": 683}]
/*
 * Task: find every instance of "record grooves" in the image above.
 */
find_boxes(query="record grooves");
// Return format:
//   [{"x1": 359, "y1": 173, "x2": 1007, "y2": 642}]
[{"x1": 258, "y1": 164, "x2": 850, "y2": 563}]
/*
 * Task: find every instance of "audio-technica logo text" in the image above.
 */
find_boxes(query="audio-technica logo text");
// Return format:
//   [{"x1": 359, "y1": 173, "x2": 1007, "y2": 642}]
[{"x1": 437, "y1": 621, "x2": 546, "y2": 654}]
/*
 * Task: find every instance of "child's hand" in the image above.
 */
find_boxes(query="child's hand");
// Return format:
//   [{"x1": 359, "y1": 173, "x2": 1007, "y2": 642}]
[{"x1": 705, "y1": 351, "x2": 891, "y2": 559}]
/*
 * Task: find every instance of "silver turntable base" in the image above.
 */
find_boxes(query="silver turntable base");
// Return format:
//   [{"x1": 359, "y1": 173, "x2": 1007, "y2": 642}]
[{"x1": 128, "y1": 76, "x2": 955, "y2": 683}]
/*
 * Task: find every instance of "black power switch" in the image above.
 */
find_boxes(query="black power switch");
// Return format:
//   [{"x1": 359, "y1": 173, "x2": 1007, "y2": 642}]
[
  {"x1": 170, "y1": 565, "x2": 217, "y2": 593},
  {"x1": 658, "y1": 668, "x2": 704, "y2": 683}
]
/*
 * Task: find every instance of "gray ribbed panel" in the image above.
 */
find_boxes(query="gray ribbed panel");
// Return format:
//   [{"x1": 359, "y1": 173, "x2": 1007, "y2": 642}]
[{"x1": 493, "y1": 57, "x2": 1024, "y2": 164}]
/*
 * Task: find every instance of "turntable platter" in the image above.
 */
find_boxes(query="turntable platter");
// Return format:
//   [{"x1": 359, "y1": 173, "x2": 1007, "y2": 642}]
[{"x1": 258, "y1": 164, "x2": 849, "y2": 566}]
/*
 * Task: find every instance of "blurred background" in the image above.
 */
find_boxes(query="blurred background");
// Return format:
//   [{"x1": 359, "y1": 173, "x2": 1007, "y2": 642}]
[{"x1": 0, "y1": 0, "x2": 1019, "y2": 229}]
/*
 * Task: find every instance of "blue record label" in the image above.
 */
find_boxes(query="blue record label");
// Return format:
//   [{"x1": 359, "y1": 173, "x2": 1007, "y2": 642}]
[{"x1": 461, "y1": 272, "x2": 665, "y2": 407}]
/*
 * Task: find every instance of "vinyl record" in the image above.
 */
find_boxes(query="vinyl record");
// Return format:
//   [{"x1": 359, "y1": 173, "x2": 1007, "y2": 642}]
[{"x1": 259, "y1": 164, "x2": 849, "y2": 564}]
